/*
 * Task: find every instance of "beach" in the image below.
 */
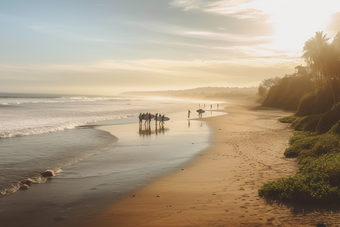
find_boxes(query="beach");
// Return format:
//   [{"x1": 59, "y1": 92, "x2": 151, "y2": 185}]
[
  {"x1": 84, "y1": 101, "x2": 340, "y2": 227},
  {"x1": 3, "y1": 97, "x2": 340, "y2": 227}
]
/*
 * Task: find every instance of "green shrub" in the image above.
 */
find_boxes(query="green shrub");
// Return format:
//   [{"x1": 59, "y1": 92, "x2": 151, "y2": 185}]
[
  {"x1": 290, "y1": 114, "x2": 322, "y2": 131},
  {"x1": 296, "y1": 87, "x2": 334, "y2": 117},
  {"x1": 284, "y1": 136, "x2": 319, "y2": 158},
  {"x1": 296, "y1": 92, "x2": 317, "y2": 117},
  {"x1": 259, "y1": 173, "x2": 340, "y2": 202},
  {"x1": 316, "y1": 103, "x2": 340, "y2": 134},
  {"x1": 310, "y1": 134, "x2": 340, "y2": 156},
  {"x1": 289, "y1": 131, "x2": 315, "y2": 145},
  {"x1": 298, "y1": 134, "x2": 340, "y2": 160},
  {"x1": 262, "y1": 75, "x2": 313, "y2": 111},
  {"x1": 260, "y1": 134, "x2": 340, "y2": 203},
  {"x1": 300, "y1": 153, "x2": 340, "y2": 186},
  {"x1": 278, "y1": 115, "x2": 298, "y2": 123},
  {"x1": 329, "y1": 121, "x2": 340, "y2": 135}
]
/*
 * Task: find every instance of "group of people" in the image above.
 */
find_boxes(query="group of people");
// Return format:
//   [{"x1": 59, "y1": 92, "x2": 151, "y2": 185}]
[
  {"x1": 187, "y1": 109, "x2": 203, "y2": 118},
  {"x1": 187, "y1": 103, "x2": 220, "y2": 119},
  {"x1": 139, "y1": 112, "x2": 166, "y2": 125},
  {"x1": 198, "y1": 103, "x2": 219, "y2": 109}
]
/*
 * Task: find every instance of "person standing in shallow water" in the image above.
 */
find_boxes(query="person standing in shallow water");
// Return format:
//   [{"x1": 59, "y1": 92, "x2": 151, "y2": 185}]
[
  {"x1": 148, "y1": 113, "x2": 152, "y2": 125},
  {"x1": 188, "y1": 110, "x2": 191, "y2": 118},
  {"x1": 144, "y1": 112, "x2": 148, "y2": 125},
  {"x1": 139, "y1": 113, "x2": 142, "y2": 124}
]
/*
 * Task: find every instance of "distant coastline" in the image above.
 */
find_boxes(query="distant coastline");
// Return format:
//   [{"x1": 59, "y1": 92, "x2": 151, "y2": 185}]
[{"x1": 120, "y1": 86, "x2": 258, "y2": 102}]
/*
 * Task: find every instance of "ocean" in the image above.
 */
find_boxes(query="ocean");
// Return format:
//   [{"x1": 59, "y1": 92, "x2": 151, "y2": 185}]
[{"x1": 0, "y1": 92, "x2": 223, "y2": 226}]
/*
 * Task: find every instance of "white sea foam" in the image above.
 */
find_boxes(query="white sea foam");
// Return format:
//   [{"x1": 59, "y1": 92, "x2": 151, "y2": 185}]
[
  {"x1": 0, "y1": 95, "x2": 201, "y2": 138},
  {"x1": 0, "y1": 94, "x2": 216, "y2": 200},
  {"x1": 0, "y1": 96, "x2": 136, "y2": 105}
]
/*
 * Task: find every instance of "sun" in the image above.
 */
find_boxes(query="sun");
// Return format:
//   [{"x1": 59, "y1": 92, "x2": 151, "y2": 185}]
[
  {"x1": 259, "y1": 0, "x2": 338, "y2": 52},
  {"x1": 273, "y1": 7, "x2": 330, "y2": 50}
]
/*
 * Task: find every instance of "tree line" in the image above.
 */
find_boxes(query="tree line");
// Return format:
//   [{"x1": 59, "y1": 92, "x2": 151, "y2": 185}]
[{"x1": 258, "y1": 31, "x2": 340, "y2": 115}]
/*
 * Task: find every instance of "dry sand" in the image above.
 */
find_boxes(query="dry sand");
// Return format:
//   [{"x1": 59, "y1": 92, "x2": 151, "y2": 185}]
[{"x1": 84, "y1": 102, "x2": 340, "y2": 227}]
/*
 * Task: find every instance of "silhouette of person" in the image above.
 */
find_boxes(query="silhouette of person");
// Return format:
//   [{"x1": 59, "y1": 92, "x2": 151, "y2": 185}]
[
  {"x1": 145, "y1": 112, "x2": 149, "y2": 125},
  {"x1": 148, "y1": 113, "x2": 152, "y2": 124},
  {"x1": 139, "y1": 113, "x2": 142, "y2": 124},
  {"x1": 188, "y1": 109, "x2": 191, "y2": 118}
]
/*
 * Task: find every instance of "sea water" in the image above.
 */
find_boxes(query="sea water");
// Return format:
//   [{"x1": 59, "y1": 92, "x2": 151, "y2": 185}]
[{"x1": 0, "y1": 92, "x2": 223, "y2": 226}]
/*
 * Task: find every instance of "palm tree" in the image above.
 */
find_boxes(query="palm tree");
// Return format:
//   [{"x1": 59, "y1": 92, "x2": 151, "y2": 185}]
[
  {"x1": 302, "y1": 31, "x2": 340, "y2": 106},
  {"x1": 302, "y1": 31, "x2": 330, "y2": 85},
  {"x1": 332, "y1": 32, "x2": 340, "y2": 50},
  {"x1": 320, "y1": 45, "x2": 340, "y2": 104}
]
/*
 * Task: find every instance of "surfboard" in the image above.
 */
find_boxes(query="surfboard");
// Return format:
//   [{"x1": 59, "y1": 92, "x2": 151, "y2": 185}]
[
  {"x1": 154, "y1": 116, "x2": 170, "y2": 121},
  {"x1": 139, "y1": 114, "x2": 155, "y2": 120},
  {"x1": 196, "y1": 109, "x2": 205, "y2": 113}
]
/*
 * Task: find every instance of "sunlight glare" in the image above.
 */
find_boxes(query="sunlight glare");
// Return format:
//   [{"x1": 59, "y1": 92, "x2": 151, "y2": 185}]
[{"x1": 266, "y1": 0, "x2": 337, "y2": 51}]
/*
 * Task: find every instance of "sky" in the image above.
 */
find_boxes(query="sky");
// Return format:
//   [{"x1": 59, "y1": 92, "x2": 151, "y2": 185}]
[{"x1": 0, "y1": 0, "x2": 339, "y2": 95}]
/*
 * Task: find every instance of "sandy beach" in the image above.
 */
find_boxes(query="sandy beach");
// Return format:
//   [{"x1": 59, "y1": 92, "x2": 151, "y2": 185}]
[{"x1": 83, "y1": 101, "x2": 340, "y2": 227}]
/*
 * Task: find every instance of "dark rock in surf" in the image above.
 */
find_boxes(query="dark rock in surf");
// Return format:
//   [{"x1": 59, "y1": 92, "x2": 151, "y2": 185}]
[
  {"x1": 41, "y1": 170, "x2": 55, "y2": 177},
  {"x1": 20, "y1": 184, "x2": 29, "y2": 190}
]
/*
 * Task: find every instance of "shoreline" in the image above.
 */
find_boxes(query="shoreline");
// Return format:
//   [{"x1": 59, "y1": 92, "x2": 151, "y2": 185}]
[
  {"x1": 0, "y1": 109, "x2": 218, "y2": 227},
  {"x1": 83, "y1": 101, "x2": 340, "y2": 226}
]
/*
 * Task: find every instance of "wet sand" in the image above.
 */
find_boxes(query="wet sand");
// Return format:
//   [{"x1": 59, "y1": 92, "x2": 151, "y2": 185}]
[
  {"x1": 1, "y1": 110, "x2": 225, "y2": 227},
  {"x1": 84, "y1": 102, "x2": 340, "y2": 227}
]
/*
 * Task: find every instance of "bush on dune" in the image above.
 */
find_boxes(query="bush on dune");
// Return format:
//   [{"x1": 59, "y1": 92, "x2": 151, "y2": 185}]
[
  {"x1": 288, "y1": 131, "x2": 315, "y2": 145},
  {"x1": 281, "y1": 75, "x2": 313, "y2": 110},
  {"x1": 296, "y1": 87, "x2": 335, "y2": 117},
  {"x1": 329, "y1": 121, "x2": 340, "y2": 135},
  {"x1": 278, "y1": 115, "x2": 298, "y2": 123},
  {"x1": 260, "y1": 153, "x2": 340, "y2": 202},
  {"x1": 298, "y1": 134, "x2": 340, "y2": 160},
  {"x1": 285, "y1": 133, "x2": 339, "y2": 160},
  {"x1": 290, "y1": 114, "x2": 322, "y2": 131},
  {"x1": 259, "y1": 172, "x2": 340, "y2": 202},
  {"x1": 262, "y1": 133, "x2": 340, "y2": 202},
  {"x1": 300, "y1": 153, "x2": 340, "y2": 186},
  {"x1": 284, "y1": 136, "x2": 319, "y2": 158},
  {"x1": 262, "y1": 75, "x2": 313, "y2": 110},
  {"x1": 316, "y1": 103, "x2": 340, "y2": 134}
]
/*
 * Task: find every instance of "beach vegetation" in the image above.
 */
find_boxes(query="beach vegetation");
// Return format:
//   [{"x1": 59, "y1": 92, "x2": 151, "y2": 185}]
[
  {"x1": 315, "y1": 103, "x2": 340, "y2": 134},
  {"x1": 257, "y1": 77, "x2": 281, "y2": 102},
  {"x1": 329, "y1": 121, "x2": 340, "y2": 135},
  {"x1": 288, "y1": 131, "x2": 316, "y2": 145},
  {"x1": 260, "y1": 135, "x2": 340, "y2": 202},
  {"x1": 296, "y1": 86, "x2": 336, "y2": 117},
  {"x1": 260, "y1": 31, "x2": 340, "y2": 114},
  {"x1": 291, "y1": 114, "x2": 322, "y2": 131},
  {"x1": 261, "y1": 74, "x2": 313, "y2": 110},
  {"x1": 278, "y1": 115, "x2": 298, "y2": 123},
  {"x1": 259, "y1": 31, "x2": 340, "y2": 203},
  {"x1": 284, "y1": 135, "x2": 319, "y2": 158}
]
